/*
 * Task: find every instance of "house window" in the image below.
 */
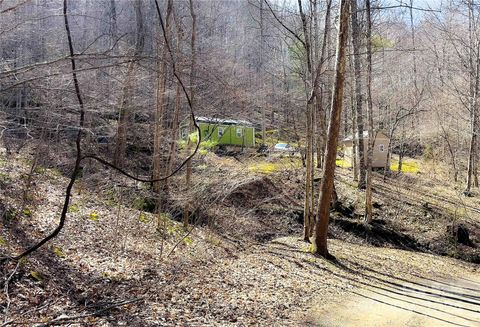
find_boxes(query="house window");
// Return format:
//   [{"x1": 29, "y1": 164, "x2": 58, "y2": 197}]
[
  {"x1": 379, "y1": 144, "x2": 385, "y2": 152},
  {"x1": 236, "y1": 127, "x2": 243, "y2": 138},
  {"x1": 218, "y1": 127, "x2": 225, "y2": 137}
]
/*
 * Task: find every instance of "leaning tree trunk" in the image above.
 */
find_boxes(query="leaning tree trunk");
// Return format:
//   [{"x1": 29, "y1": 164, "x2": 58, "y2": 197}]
[{"x1": 313, "y1": 0, "x2": 349, "y2": 257}]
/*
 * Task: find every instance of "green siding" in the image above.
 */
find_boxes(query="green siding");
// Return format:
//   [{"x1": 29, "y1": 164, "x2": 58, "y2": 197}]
[{"x1": 181, "y1": 122, "x2": 255, "y2": 147}]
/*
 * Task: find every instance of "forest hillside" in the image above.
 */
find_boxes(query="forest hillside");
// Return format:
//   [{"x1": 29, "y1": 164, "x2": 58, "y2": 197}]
[
  {"x1": 1, "y1": 0, "x2": 480, "y2": 326},
  {"x1": 1, "y1": 148, "x2": 479, "y2": 326}
]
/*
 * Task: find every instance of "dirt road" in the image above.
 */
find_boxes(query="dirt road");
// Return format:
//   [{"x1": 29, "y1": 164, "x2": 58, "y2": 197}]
[{"x1": 306, "y1": 275, "x2": 480, "y2": 327}]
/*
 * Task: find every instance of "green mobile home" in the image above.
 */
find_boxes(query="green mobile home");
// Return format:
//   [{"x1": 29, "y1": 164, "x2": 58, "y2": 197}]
[{"x1": 180, "y1": 116, "x2": 255, "y2": 147}]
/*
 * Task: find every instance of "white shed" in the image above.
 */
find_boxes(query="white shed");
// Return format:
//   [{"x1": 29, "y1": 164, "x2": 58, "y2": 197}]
[{"x1": 342, "y1": 131, "x2": 390, "y2": 168}]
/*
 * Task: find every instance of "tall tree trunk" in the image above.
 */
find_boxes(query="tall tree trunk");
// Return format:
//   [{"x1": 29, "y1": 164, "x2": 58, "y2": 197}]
[
  {"x1": 260, "y1": 0, "x2": 266, "y2": 145},
  {"x1": 364, "y1": 0, "x2": 374, "y2": 223},
  {"x1": 168, "y1": 81, "x2": 181, "y2": 177},
  {"x1": 113, "y1": 0, "x2": 145, "y2": 168},
  {"x1": 349, "y1": 57, "x2": 358, "y2": 181},
  {"x1": 153, "y1": 0, "x2": 172, "y2": 218},
  {"x1": 313, "y1": 0, "x2": 349, "y2": 257},
  {"x1": 398, "y1": 127, "x2": 405, "y2": 173},
  {"x1": 350, "y1": 0, "x2": 366, "y2": 189},
  {"x1": 466, "y1": 51, "x2": 479, "y2": 194},
  {"x1": 184, "y1": 0, "x2": 197, "y2": 227},
  {"x1": 297, "y1": 0, "x2": 315, "y2": 240},
  {"x1": 113, "y1": 61, "x2": 135, "y2": 168},
  {"x1": 466, "y1": 0, "x2": 479, "y2": 195},
  {"x1": 315, "y1": 0, "x2": 332, "y2": 169},
  {"x1": 304, "y1": 102, "x2": 314, "y2": 240},
  {"x1": 167, "y1": 14, "x2": 184, "y2": 186}
]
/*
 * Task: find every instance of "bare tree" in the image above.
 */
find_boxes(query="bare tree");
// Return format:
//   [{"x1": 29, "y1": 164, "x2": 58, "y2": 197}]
[
  {"x1": 364, "y1": 0, "x2": 374, "y2": 223},
  {"x1": 314, "y1": 0, "x2": 349, "y2": 258},
  {"x1": 113, "y1": 0, "x2": 145, "y2": 168},
  {"x1": 350, "y1": 0, "x2": 366, "y2": 189},
  {"x1": 152, "y1": 0, "x2": 173, "y2": 210}
]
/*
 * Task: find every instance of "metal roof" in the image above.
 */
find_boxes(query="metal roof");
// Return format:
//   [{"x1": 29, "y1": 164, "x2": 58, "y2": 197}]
[
  {"x1": 343, "y1": 131, "x2": 388, "y2": 141},
  {"x1": 195, "y1": 116, "x2": 253, "y2": 126}
]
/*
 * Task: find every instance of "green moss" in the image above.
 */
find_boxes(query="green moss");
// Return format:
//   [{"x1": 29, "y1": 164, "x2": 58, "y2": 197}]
[
  {"x1": 29, "y1": 270, "x2": 43, "y2": 282},
  {"x1": 68, "y1": 204, "x2": 80, "y2": 213},
  {"x1": 138, "y1": 212, "x2": 150, "y2": 223},
  {"x1": 0, "y1": 172, "x2": 11, "y2": 182},
  {"x1": 180, "y1": 136, "x2": 218, "y2": 155},
  {"x1": 336, "y1": 158, "x2": 352, "y2": 168},
  {"x1": 301, "y1": 245, "x2": 311, "y2": 253},
  {"x1": 248, "y1": 162, "x2": 277, "y2": 174},
  {"x1": 183, "y1": 236, "x2": 193, "y2": 246},
  {"x1": 22, "y1": 207, "x2": 32, "y2": 217},
  {"x1": 206, "y1": 235, "x2": 222, "y2": 246},
  {"x1": 102, "y1": 188, "x2": 117, "y2": 207},
  {"x1": 3, "y1": 208, "x2": 17, "y2": 221},
  {"x1": 200, "y1": 139, "x2": 218, "y2": 149},
  {"x1": 34, "y1": 166, "x2": 46, "y2": 174},
  {"x1": 52, "y1": 245, "x2": 66, "y2": 258},
  {"x1": 390, "y1": 160, "x2": 420, "y2": 173},
  {"x1": 132, "y1": 197, "x2": 156, "y2": 213},
  {"x1": 88, "y1": 211, "x2": 99, "y2": 221}
]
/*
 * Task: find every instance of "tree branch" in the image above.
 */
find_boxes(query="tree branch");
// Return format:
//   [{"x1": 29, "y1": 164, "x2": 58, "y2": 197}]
[
  {"x1": 0, "y1": 0, "x2": 203, "y2": 263},
  {"x1": 263, "y1": 0, "x2": 306, "y2": 48}
]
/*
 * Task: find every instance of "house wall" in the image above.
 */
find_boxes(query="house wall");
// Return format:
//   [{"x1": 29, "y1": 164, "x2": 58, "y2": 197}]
[
  {"x1": 343, "y1": 138, "x2": 390, "y2": 168},
  {"x1": 182, "y1": 123, "x2": 255, "y2": 147},
  {"x1": 344, "y1": 140, "x2": 354, "y2": 166}
]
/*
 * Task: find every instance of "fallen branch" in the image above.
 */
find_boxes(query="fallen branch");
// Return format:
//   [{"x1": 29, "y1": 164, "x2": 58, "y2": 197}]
[
  {"x1": 0, "y1": 320, "x2": 14, "y2": 327},
  {"x1": 37, "y1": 297, "x2": 144, "y2": 326},
  {"x1": 2, "y1": 262, "x2": 20, "y2": 325},
  {"x1": 167, "y1": 225, "x2": 195, "y2": 258}
]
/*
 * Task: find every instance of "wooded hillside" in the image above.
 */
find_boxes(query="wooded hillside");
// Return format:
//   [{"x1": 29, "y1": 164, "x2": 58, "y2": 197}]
[{"x1": 1, "y1": 0, "x2": 479, "y2": 326}]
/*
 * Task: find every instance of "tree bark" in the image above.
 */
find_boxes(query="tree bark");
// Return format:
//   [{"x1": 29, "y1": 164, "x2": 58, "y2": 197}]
[
  {"x1": 153, "y1": 0, "x2": 173, "y2": 203},
  {"x1": 364, "y1": 0, "x2": 374, "y2": 223},
  {"x1": 184, "y1": 0, "x2": 197, "y2": 227},
  {"x1": 350, "y1": 0, "x2": 366, "y2": 189},
  {"x1": 313, "y1": 0, "x2": 349, "y2": 257},
  {"x1": 466, "y1": 0, "x2": 479, "y2": 195},
  {"x1": 297, "y1": 0, "x2": 315, "y2": 240},
  {"x1": 113, "y1": 0, "x2": 145, "y2": 168},
  {"x1": 315, "y1": 0, "x2": 332, "y2": 169}
]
